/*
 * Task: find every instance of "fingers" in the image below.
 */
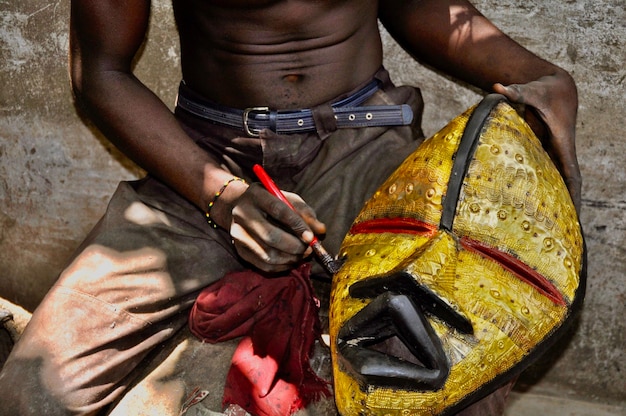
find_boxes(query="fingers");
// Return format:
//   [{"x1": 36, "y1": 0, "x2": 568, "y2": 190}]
[
  {"x1": 561, "y1": 159, "x2": 583, "y2": 214},
  {"x1": 229, "y1": 184, "x2": 322, "y2": 272},
  {"x1": 492, "y1": 75, "x2": 582, "y2": 213},
  {"x1": 231, "y1": 225, "x2": 308, "y2": 272},
  {"x1": 285, "y1": 193, "x2": 328, "y2": 239},
  {"x1": 261, "y1": 190, "x2": 315, "y2": 242}
]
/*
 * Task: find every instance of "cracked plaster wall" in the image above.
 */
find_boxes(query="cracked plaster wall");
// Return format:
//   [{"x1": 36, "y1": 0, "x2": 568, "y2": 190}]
[{"x1": 0, "y1": 0, "x2": 624, "y2": 407}]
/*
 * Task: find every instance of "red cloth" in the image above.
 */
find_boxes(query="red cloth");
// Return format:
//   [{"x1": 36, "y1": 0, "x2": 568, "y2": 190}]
[{"x1": 189, "y1": 263, "x2": 331, "y2": 416}]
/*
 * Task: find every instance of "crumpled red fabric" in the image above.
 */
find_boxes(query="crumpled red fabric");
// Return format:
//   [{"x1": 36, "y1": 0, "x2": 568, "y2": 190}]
[{"x1": 189, "y1": 263, "x2": 331, "y2": 416}]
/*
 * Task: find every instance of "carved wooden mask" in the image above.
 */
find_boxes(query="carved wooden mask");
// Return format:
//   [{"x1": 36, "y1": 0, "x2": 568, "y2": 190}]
[{"x1": 329, "y1": 95, "x2": 586, "y2": 415}]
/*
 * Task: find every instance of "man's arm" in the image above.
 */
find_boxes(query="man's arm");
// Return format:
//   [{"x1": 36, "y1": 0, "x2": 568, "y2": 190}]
[
  {"x1": 378, "y1": 0, "x2": 581, "y2": 211},
  {"x1": 69, "y1": 0, "x2": 323, "y2": 272},
  {"x1": 70, "y1": 0, "x2": 235, "y2": 212}
]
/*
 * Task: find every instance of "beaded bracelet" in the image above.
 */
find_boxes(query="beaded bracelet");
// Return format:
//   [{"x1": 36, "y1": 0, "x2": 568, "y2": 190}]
[{"x1": 205, "y1": 176, "x2": 247, "y2": 228}]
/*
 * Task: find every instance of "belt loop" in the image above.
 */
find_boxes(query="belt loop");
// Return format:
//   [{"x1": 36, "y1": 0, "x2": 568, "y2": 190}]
[
  {"x1": 268, "y1": 110, "x2": 278, "y2": 132},
  {"x1": 311, "y1": 104, "x2": 338, "y2": 139},
  {"x1": 374, "y1": 66, "x2": 393, "y2": 91}
]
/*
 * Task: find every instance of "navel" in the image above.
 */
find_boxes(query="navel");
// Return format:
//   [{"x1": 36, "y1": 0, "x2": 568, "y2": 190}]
[{"x1": 283, "y1": 73, "x2": 304, "y2": 83}]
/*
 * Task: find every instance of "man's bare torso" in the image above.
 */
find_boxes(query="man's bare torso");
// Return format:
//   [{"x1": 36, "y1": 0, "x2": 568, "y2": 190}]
[{"x1": 173, "y1": 0, "x2": 383, "y2": 109}]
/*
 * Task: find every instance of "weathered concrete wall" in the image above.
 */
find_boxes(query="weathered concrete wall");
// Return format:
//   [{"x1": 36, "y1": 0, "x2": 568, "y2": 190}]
[{"x1": 1, "y1": 0, "x2": 624, "y2": 407}]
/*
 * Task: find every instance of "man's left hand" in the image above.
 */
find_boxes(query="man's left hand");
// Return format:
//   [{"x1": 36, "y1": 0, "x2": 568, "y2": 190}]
[{"x1": 493, "y1": 70, "x2": 581, "y2": 213}]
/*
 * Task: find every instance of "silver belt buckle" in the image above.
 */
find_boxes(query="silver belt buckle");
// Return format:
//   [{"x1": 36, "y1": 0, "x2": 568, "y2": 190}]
[{"x1": 242, "y1": 107, "x2": 270, "y2": 137}]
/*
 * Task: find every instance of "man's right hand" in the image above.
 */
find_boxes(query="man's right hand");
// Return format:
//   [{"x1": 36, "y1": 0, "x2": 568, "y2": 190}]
[{"x1": 223, "y1": 183, "x2": 327, "y2": 273}]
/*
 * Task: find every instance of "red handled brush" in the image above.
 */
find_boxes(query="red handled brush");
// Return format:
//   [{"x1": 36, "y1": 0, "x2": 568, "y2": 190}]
[{"x1": 253, "y1": 164, "x2": 340, "y2": 275}]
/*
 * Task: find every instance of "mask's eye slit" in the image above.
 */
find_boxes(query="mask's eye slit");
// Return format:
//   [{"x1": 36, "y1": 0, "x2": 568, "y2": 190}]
[
  {"x1": 349, "y1": 218, "x2": 437, "y2": 236},
  {"x1": 460, "y1": 237, "x2": 565, "y2": 306}
]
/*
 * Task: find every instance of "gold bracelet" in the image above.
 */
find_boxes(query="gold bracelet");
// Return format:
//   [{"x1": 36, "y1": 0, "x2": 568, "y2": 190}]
[{"x1": 205, "y1": 177, "x2": 247, "y2": 228}]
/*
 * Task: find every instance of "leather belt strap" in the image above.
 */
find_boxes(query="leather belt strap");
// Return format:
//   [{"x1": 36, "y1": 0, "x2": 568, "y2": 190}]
[{"x1": 176, "y1": 80, "x2": 414, "y2": 137}]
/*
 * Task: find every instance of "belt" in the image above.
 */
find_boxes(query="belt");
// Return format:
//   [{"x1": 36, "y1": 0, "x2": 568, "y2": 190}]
[{"x1": 175, "y1": 80, "x2": 413, "y2": 137}]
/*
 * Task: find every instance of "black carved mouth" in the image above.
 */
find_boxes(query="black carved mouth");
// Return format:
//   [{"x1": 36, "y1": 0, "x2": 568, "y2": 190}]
[{"x1": 336, "y1": 288, "x2": 452, "y2": 390}]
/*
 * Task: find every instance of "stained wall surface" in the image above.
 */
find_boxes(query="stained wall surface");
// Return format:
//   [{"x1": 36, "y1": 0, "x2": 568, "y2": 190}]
[{"x1": 1, "y1": 0, "x2": 624, "y2": 407}]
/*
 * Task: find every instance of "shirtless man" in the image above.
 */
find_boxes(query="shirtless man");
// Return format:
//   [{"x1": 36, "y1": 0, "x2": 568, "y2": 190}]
[{"x1": 0, "y1": 0, "x2": 580, "y2": 414}]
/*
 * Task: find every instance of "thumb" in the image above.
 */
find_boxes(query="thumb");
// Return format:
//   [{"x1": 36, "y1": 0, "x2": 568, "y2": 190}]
[
  {"x1": 493, "y1": 82, "x2": 547, "y2": 140},
  {"x1": 493, "y1": 82, "x2": 525, "y2": 104}
]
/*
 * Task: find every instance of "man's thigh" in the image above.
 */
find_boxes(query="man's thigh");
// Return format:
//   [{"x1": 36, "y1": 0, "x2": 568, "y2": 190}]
[{"x1": 0, "y1": 177, "x2": 244, "y2": 414}]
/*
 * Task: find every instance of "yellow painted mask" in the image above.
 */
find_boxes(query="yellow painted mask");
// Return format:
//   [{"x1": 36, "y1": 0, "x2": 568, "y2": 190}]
[{"x1": 329, "y1": 95, "x2": 586, "y2": 415}]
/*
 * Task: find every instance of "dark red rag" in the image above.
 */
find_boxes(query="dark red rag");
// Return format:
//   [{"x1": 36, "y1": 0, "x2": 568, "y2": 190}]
[{"x1": 189, "y1": 263, "x2": 331, "y2": 416}]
